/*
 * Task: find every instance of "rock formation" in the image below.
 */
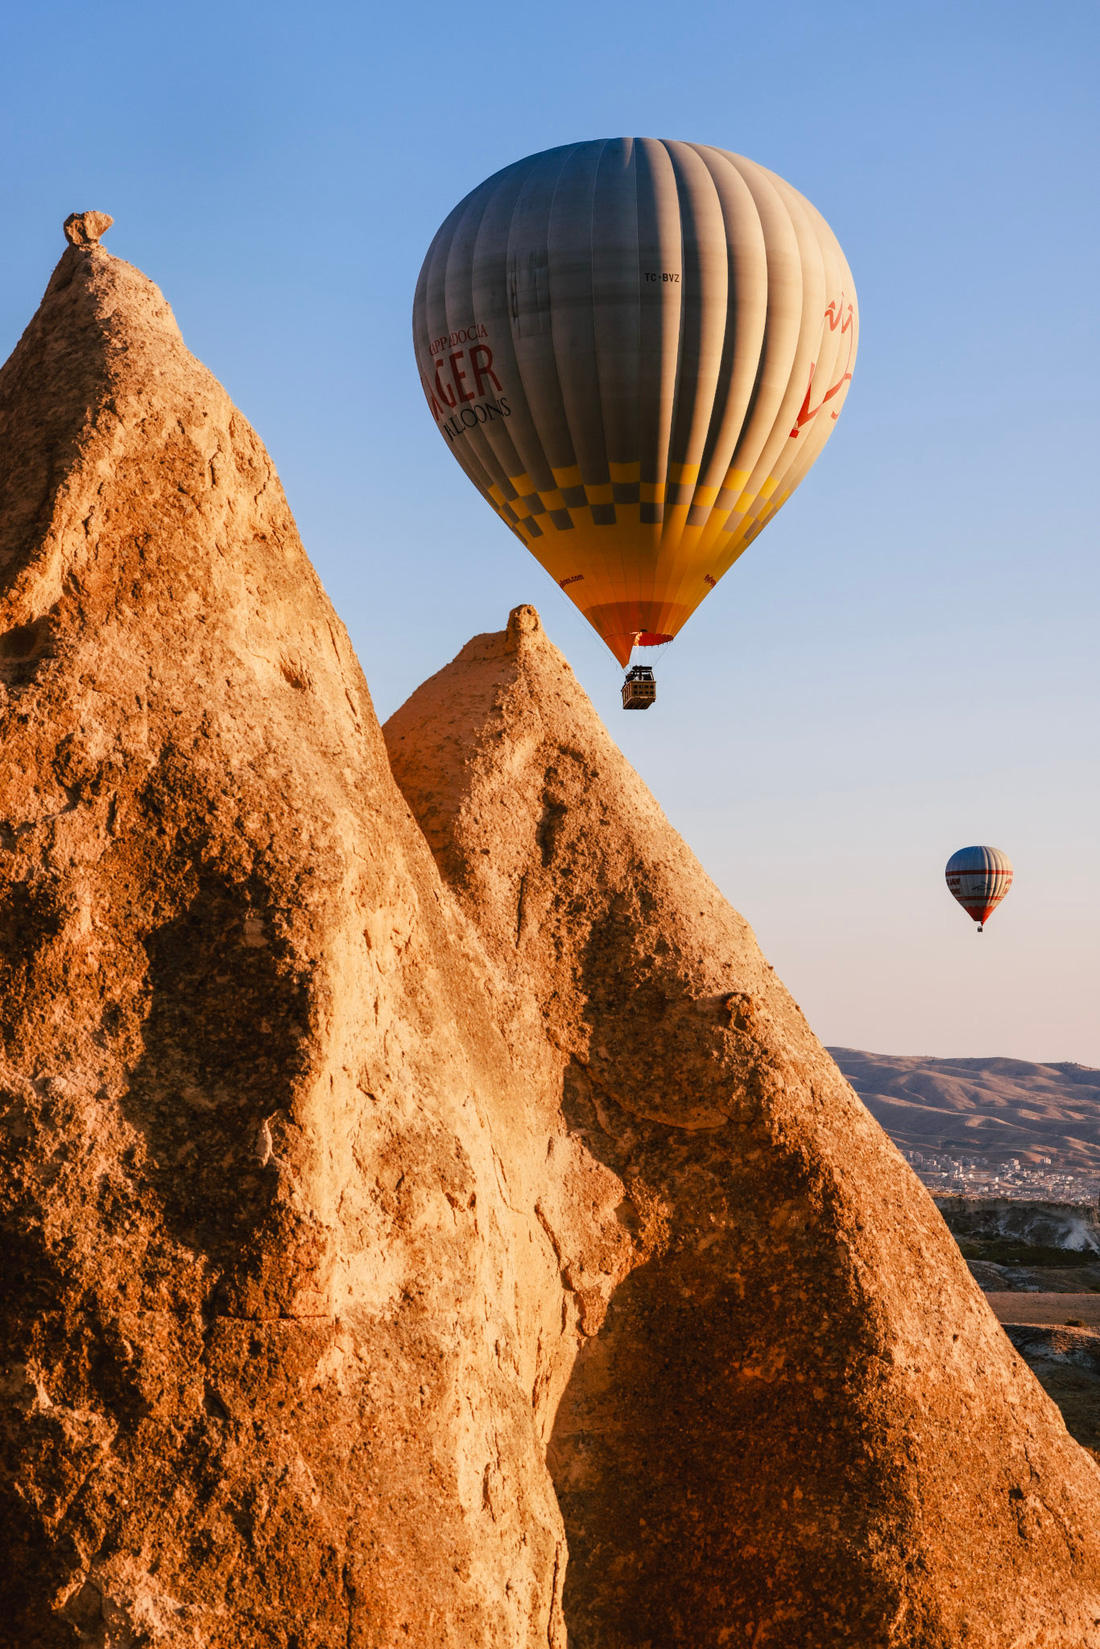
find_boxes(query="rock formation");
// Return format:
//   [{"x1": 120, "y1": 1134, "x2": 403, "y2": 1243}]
[
  {"x1": 1, "y1": 216, "x2": 1099, "y2": 1649},
  {"x1": 1000, "y1": 1325, "x2": 1100, "y2": 1457},
  {"x1": 937, "y1": 1196, "x2": 1100, "y2": 1255},
  {"x1": 384, "y1": 608, "x2": 1100, "y2": 1648},
  {"x1": 0, "y1": 220, "x2": 568, "y2": 1646}
]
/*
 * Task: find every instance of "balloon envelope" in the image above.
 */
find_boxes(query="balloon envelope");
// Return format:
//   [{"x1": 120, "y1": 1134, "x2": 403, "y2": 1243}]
[
  {"x1": 945, "y1": 846, "x2": 1013, "y2": 929},
  {"x1": 413, "y1": 138, "x2": 858, "y2": 665}
]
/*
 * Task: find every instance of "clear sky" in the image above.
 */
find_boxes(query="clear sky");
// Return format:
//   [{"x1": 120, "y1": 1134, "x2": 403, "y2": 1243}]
[{"x1": 3, "y1": 0, "x2": 1097, "y2": 1063}]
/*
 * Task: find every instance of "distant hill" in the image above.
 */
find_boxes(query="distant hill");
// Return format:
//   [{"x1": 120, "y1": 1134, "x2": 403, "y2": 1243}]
[{"x1": 828, "y1": 1049, "x2": 1100, "y2": 1171}]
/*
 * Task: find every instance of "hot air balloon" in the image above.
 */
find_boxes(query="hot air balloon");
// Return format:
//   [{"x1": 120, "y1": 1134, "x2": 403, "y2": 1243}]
[
  {"x1": 945, "y1": 846, "x2": 1013, "y2": 932},
  {"x1": 413, "y1": 138, "x2": 858, "y2": 705}
]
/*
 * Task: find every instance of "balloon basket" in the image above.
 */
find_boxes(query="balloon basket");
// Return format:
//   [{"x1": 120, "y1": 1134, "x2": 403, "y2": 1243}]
[{"x1": 622, "y1": 665, "x2": 656, "y2": 710}]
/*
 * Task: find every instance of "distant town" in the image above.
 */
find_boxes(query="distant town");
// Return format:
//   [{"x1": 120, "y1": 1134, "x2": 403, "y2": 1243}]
[
  {"x1": 901, "y1": 1148, "x2": 1100, "y2": 1206},
  {"x1": 828, "y1": 1050, "x2": 1100, "y2": 1207}
]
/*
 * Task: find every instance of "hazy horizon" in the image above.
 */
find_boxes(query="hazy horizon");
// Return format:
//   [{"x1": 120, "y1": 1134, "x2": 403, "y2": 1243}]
[{"x1": 3, "y1": 0, "x2": 1096, "y2": 1062}]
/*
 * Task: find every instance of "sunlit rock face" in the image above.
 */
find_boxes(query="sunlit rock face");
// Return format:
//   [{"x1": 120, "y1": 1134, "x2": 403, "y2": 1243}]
[
  {"x1": 385, "y1": 604, "x2": 1100, "y2": 1648},
  {"x1": 1, "y1": 215, "x2": 1098, "y2": 1649},
  {"x1": 0, "y1": 226, "x2": 568, "y2": 1648}
]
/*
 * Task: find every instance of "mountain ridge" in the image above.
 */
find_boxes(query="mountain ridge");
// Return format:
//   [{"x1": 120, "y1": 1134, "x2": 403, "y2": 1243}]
[{"x1": 830, "y1": 1047, "x2": 1100, "y2": 1170}]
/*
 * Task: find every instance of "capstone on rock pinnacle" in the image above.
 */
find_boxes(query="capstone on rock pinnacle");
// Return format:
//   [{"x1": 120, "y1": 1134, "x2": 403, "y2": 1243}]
[{"x1": 62, "y1": 210, "x2": 113, "y2": 247}]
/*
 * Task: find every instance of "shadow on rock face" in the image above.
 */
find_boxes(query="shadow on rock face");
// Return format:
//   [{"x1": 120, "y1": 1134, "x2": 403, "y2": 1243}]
[
  {"x1": 121, "y1": 871, "x2": 313, "y2": 1306},
  {"x1": 548, "y1": 1059, "x2": 902, "y2": 1649},
  {"x1": 543, "y1": 910, "x2": 880, "y2": 1643}
]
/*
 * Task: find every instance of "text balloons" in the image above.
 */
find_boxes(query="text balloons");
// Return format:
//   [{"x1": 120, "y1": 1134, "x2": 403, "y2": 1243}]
[
  {"x1": 945, "y1": 846, "x2": 1013, "y2": 932},
  {"x1": 413, "y1": 138, "x2": 858, "y2": 665}
]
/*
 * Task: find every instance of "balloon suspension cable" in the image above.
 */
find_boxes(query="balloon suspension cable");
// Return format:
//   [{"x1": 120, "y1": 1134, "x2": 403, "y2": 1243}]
[
  {"x1": 628, "y1": 630, "x2": 674, "y2": 668},
  {"x1": 621, "y1": 634, "x2": 659, "y2": 710}
]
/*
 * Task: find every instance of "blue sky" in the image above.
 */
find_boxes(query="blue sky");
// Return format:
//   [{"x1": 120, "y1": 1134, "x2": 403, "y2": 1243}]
[{"x1": 3, "y1": 0, "x2": 1097, "y2": 1061}]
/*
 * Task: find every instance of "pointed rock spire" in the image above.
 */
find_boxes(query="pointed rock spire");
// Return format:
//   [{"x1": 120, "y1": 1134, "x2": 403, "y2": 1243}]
[
  {"x1": 385, "y1": 604, "x2": 1100, "y2": 1647},
  {"x1": 0, "y1": 237, "x2": 567, "y2": 1645}
]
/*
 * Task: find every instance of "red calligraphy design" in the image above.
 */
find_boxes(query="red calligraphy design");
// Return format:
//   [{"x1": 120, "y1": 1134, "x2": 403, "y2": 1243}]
[{"x1": 789, "y1": 295, "x2": 855, "y2": 437}]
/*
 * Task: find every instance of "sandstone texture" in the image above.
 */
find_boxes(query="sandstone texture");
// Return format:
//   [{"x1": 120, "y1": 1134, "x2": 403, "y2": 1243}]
[
  {"x1": 385, "y1": 607, "x2": 1100, "y2": 1647},
  {"x1": 0, "y1": 229, "x2": 568, "y2": 1646},
  {"x1": 2, "y1": 221, "x2": 1099, "y2": 1649},
  {"x1": 62, "y1": 213, "x2": 114, "y2": 249}
]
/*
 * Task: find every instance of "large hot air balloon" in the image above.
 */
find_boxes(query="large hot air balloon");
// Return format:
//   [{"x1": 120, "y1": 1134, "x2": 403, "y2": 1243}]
[
  {"x1": 413, "y1": 138, "x2": 858, "y2": 703},
  {"x1": 945, "y1": 846, "x2": 1013, "y2": 933}
]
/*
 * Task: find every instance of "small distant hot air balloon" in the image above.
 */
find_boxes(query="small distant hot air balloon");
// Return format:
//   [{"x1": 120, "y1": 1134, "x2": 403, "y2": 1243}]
[
  {"x1": 945, "y1": 846, "x2": 1013, "y2": 933},
  {"x1": 413, "y1": 139, "x2": 858, "y2": 706}
]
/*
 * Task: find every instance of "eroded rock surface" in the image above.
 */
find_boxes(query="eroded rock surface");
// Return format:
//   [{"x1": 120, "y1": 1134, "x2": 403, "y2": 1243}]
[
  {"x1": 0, "y1": 231, "x2": 569, "y2": 1647},
  {"x1": 4, "y1": 216, "x2": 1100, "y2": 1649},
  {"x1": 385, "y1": 606, "x2": 1100, "y2": 1648}
]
